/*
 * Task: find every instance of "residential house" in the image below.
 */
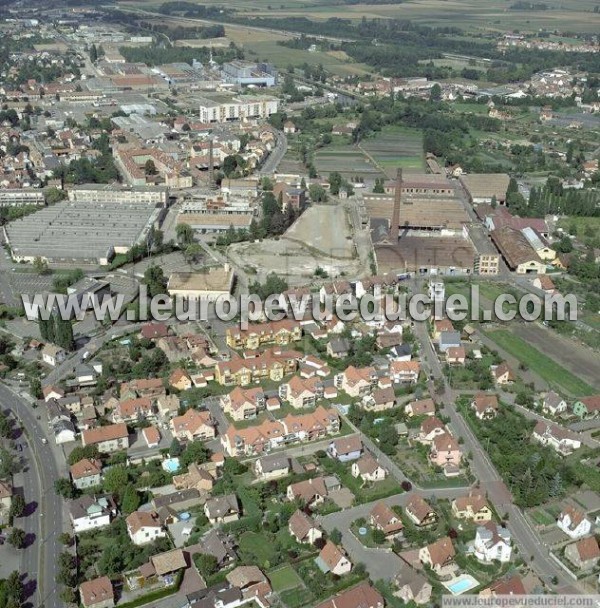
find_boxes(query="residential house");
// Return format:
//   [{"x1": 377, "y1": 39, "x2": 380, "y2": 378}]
[
  {"x1": 194, "y1": 529, "x2": 237, "y2": 568},
  {"x1": 172, "y1": 463, "x2": 214, "y2": 493},
  {"x1": 111, "y1": 397, "x2": 154, "y2": 424},
  {"x1": 70, "y1": 458, "x2": 103, "y2": 490},
  {"x1": 328, "y1": 435, "x2": 363, "y2": 462},
  {"x1": 446, "y1": 346, "x2": 466, "y2": 365},
  {"x1": 120, "y1": 378, "x2": 165, "y2": 399},
  {"x1": 226, "y1": 320, "x2": 302, "y2": 350},
  {"x1": 170, "y1": 409, "x2": 215, "y2": 441},
  {"x1": 149, "y1": 548, "x2": 188, "y2": 581},
  {"x1": 351, "y1": 454, "x2": 387, "y2": 482},
  {"x1": 142, "y1": 426, "x2": 161, "y2": 448},
  {"x1": 204, "y1": 494, "x2": 240, "y2": 524},
  {"x1": 542, "y1": 391, "x2": 568, "y2": 416},
  {"x1": 79, "y1": 576, "x2": 114, "y2": 608},
  {"x1": 557, "y1": 506, "x2": 592, "y2": 539},
  {"x1": 388, "y1": 343, "x2": 412, "y2": 362},
  {"x1": 491, "y1": 362, "x2": 515, "y2": 385},
  {"x1": 170, "y1": 368, "x2": 192, "y2": 391},
  {"x1": 393, "y1": 569, "x2": 432, "y2": 605},
  {"x1": 432, "y1": 319, "x2": 454, "y2": 341},
  {"x1": 370, "y1": 501, "x2": 404, "y2": 539},
  {"x1": 480, "y1": 575, "x2": 526, "y2": 597},
  {"x1": 405, "y1": 494, "x2": 437, "y2": 527},
  {"x1": 81, "y1": 423, "x2": 129, "y2": 453},
  {"x1": 226, "y1": 565, "x2": 272, "y2": 601},
  {"x1": 572, "y1": 395, "x2": 600, "y2": 419},
  {"x1": 140, "y1": 322, "x2": 169, "y2": 340},
  {"x1": 419, "y1": 536, "x2": 456, "y2": 575},
  {"x1": 316, "y1": 541, "x2": 352, "y2": 575},
  {"x1": 473, "y1": 522, "x2": 512, "y2": 563},
  {"x1": 390, "y1": 360, "x2": 420, "y2": 384},
  {"x1": 287, "y1": 477, "x2": 328, "y2": 508},
  {"x1": 221, "y1": 386, "x2": 265, "y2": 421},
  {"x1": 42, "y1": 343, "x2": 66, "y2": 367},
  {"x1": 532, "y1": 421, "x2": 581, "y2": 455},
  {"x1": 418, "y1": 416, "x2": 446, "y2": 444},
  {"x1": 327, "y1": 337, "x2": 351, "y2": 359},
  {"x1": 335, "y1": 366, "x2": 377, "y2": 397},
  {"x1": 69, "y1": 495, "x2": 117, "y2": 534},
  {"x1": 315, "y1": 583, "x2": 384, "y2": 608},
  {"x1": 405, "y1": 398, "x2": 435, "y2": 418},
  {"x1": 564, "y1": 537, "x2": 600, "y2": 571},
  {"x1": 53, "y1": 419, "x2": 77, "y2": 444},
  {"x1": 254, "y1": 454, "x2": 295, "y2": 480},
  {"x1": 361, "y1": 386, "x2": 395, "y2": 412},
  {"x1": 279, "y1": 375, "x2": 322, "y2": 409},
  {"x1": 288, "y1": 509, "x2": 323, "y2": 545},
  {"x1": 126, "y1": 510, "x2": 167, "y2": 546},
  {"x1": 429, "y1": 433, "x2": 462, "y2": 472},
  {"x1": 157, "y1": 394, "x2": 181, "y2": 420},
  {"x1": 214, "y1": 348, "x2": 301, "y2": 386},
  {"x1": 471, "y1": 394, "x2": 499, "y2": 420},
  {"x1": 452, "y1": 492, "x2": 493, "y2": 523},
  {"x1": 438, "y1": 331, "x2": 461, "y2": 353},
  {"x1": 43, "y1": 385, "x2": 65, "y2": 401}
]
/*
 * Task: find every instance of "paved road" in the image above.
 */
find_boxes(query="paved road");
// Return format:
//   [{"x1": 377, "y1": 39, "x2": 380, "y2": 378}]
[
  {"x1": 411, "y1": 285, "x2": 583, "y2": 593},
  {"x1": 258, "y1": 130, "x2": 287, "y2": 176},
  {"x1": 0, "y1": 383, "x2": 65, "y2": 608}
]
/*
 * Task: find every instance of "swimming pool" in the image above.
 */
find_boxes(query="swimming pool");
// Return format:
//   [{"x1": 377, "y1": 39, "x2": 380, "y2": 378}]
[
  {"x1": 443, "y1": 575, "x2": 479, "y2": 595},
  {"x1": 162, "y1": 457, "x2": 181, "y2": 473}
]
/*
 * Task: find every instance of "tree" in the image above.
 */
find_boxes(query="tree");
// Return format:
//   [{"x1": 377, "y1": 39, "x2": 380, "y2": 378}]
[
  {"x1": 103, "y1": 467, "x2": 129, "y2": 494},
  {"x1": 29, "y1": 377, "x2": 42, "y2": 400},
  {"x1": 98, "y1": 544, "x2": 124, "y2": 576},
  {"x1": 7, "y1": 527, "x2": 26, "y2": 548},
  {"x1": 184, "y1": 243, "x2": 203, "y2": 263},
  {"x1": 9, "y1": 494, "x2": 25, "y2": 518},
  {"x1": 194, "y1": 553, "x2": 218, "y2": 578},
  {"x1": 144, "y1": 159, "x2": 157, "y2": 175},
  {"x1": 54, "y1": 478, "x2": 76, "y2": 500},
  {"x1": 378, "y1": 424, "x2": 399, "y2": 455},
  {"x1": 67, "y1": 445, "x2": 99, "y2": 466},
  {"x1": 372, "y1": 528, "x2": 386, "y2": 544},
  {"x1": 330, "y1": 528, "x2": 342, "y2": 544},
  {"x1": 176, "y1": 223, "x2": 195, "y2": 246},
  {"x1": 0, "y1": 447, "x2": 18, "y2": 478},
  {"x1": 60, "y1": 587, "x2": 77, "y2": 604},
  {"x1": 58, "y1": 532, "x2": 73, "y2": 546},
  {"x1": 169, "y1": 438, "x2": 182, "y2": 457},
  {"x1": 0, "y1": 412, "x2": 11, "y2": 438},
  {"x1": 429, "y1": 83, "x2": 442, "y2": 102},
  {"x1": 328, "y1": 172, "x2": 342, "y2": 196},
  {"x1": 308, "y1": 184, "x2": 327, "y2": 203},
  {"x1": 121, "y1": 484, "x2": 140, "y2": 515},
  {"x1": 180, "y1": 442, "x2": 210, "y2": 468},
  {"x1": 373, "y1": 177, "x2": 384, "y2": 193},
  {"x1": 33, "y1": 256, "x2": 49, "y2": 275},
  {"x1": 90, "y1": 43, "x2": 98, "y2": 63}
]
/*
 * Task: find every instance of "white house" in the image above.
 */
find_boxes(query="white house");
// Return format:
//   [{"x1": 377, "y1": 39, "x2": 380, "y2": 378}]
[
  {"x1": 542, "y1": 391, "x2": 568, "y2": 416},
  {"x1": 42, "y1": 344, "x2": 67, "y2": 367},
  {"x1": 557, "y1": 506, "x2": 592, "y2": 540},
  {"x1": 532, "y1": 421, "x2": 581, "y2": 456},
  {"x1": 316, "y1": 541, "x2": 352, "y2": 575},
  {"x1": 69, "y1": 495, "x2": 116, "y2": 534},
  {"x1": 473, "y1": 523, "x2": 512, "y2": 563},
  {"x1": 126, "y1": 511, "x2": 167, "y2": 546},
  {"x1": 351, "y1": 454, "x2": 387, "y2": 482}
]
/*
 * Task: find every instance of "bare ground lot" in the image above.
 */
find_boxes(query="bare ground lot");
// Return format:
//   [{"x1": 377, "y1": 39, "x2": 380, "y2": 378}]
[{"x1": 514, "y1": 324, "x2": 600, "y2": 392}]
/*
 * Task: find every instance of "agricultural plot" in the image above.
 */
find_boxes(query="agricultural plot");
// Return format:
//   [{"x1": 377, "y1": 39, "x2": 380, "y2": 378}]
[
  {"x1": 314, "y1": 147, "x2": 385, "y2": 181},
  {"x1": 360, "y1": 127, "x2": 425, "y2": 177}
]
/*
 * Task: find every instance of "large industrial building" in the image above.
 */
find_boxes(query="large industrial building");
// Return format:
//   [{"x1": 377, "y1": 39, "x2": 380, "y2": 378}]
[
  {"x1": 4, "y1": 200, "x2": 161, "y2": 266},
  {"x1": 167, "y1": 265, "x2": 235, "y2": 301},
  {"x1": 67, "y1": 184, "x2": 168, "y2": 206},
  {"x1": 222, "y1": 61, "x2": 277, "y2": 87},
  {"x1": 176, "y1": 196, "x2": 255, "y2": 238},
  {"x1": 459, "y1": 173, "x2": 510, "y2": 205},
  {"x1": 0, "y1": 188, "x2": 46, "y2": 207}
]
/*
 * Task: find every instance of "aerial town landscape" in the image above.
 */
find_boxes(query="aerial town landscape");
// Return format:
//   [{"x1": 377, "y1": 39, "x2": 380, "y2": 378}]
[{"x1": 0, "y1": 0, "x2": 599, "y2": 607}]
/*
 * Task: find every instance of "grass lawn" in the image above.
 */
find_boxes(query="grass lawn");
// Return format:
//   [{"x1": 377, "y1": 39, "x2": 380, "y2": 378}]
[
  {"x1": 238, "y1": 531, "x2": 278, "y2": 565},
  {"x1": 280, "y1": 586, "x2": 314, "y2": 608},
  {"x1": 557, "y1": 216, "x2": 600, "y2": 241},
  {"x1": 268, "y1": 564, "x2": 304, "y2": 592},
  {"x1": 485, "y1": 329, "x2": 596, "y2": 397},
  {"x1": 529, "y1": 508, "x2": 555, "y2": 526}
]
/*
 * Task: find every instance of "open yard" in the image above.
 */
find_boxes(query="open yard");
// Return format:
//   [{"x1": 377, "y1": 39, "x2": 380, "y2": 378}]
[
  {"x1": 268, "y1": 564, "x2": 304, "y2": 592},
  {"x1": 314, "y1": 147, "x2": 385, "y2": 181},
  {"x1": 484, "y1": 329, "x2": 596, "y2": 396},
  {"x1": 360, "y1": 126, "x2": 425, "y2": 177}
]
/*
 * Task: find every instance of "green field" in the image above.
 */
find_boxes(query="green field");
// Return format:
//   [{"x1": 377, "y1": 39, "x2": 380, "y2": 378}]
[
  {"x1": 360, "y1": 126, "x2": 425, "y2": 177},
  {"x1": 557, "y1": 216, "x2": 600, "y2": 240},
  {"x1": 485, "y1": 329, "x2": 595, "y2": 396},
  {"x1": 268, "y1": 564, "x2": 304, "y2": 592},
  {"x1": 314, "y1": 146, "x2": 385, "y2": 180}
]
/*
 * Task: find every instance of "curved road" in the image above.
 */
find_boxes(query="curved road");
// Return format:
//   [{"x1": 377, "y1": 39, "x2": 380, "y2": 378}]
[{"x1": 0, "y1": 383, "x2": 64, "y2": 608}]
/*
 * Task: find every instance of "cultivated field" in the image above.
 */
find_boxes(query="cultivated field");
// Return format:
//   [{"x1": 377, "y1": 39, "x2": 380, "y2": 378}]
[
  {"x1": 360, "y1": 127, "x2": 425, "y2": 177},
  {"x1": 314, "y1": 146, "x2": 385, "y2": 181}
]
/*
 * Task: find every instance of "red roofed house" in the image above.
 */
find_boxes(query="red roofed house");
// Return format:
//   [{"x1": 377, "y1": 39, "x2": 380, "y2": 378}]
[
  {"x1": 169, "y1": 368, "x2": 192, "y2": 391},
  {"x1": 288, "y1": 509, "x2": 323, "y2": 544},
  {"x1": 419, "y1": 536, "x2": 456, "y2": 576},
  {"x1": 446, "y1": 346, "x2": 466, "y2": 365},
  {"x1": 170, "y1": 409, "x2": 215, "y2": 441},
  {"x1": 564, "y1": 536, "x2": 600, "y2": 571},
  {"x1": 111, "y1": 397, "x2": 154, "y2": 424},
  {"x1": 142, "y1": 426, "x2": 161, "y2": 448},
  {"x1": 471, "y1": 394, "x2": 499, "y2": 420},
  {"x1": 79, "y1": 576, "x2": 114, "y2": 608},
  {"x1": 140, "y1": 322, "x2": 169, "y2": 340},
  {"x1": 315, "y1": 582, "x2": 384, "y2": 608},
  {"x1": 370, "y1": 501, "x2": 404, "y2": 539},
  {"x1": 491, "y1": 362, "x2": 515, "y2": 385},
  {"x1": 126, "y1": 510, "x2": 167, "y2": 546},
  {"x1": 429, "y1": 433, "x2": 462, "y2": 473},
  {"x1": 405, "y1": 398, "x2": 435, "y2": 418},
  {"x1": 70, "y1": 458, "x2": 103, "y2": 490},
  {"x1": 557, "y1": 505, "x2": 592, "y2": 539},
  {"x1": 81, "y1": 423, "x2": 129, "y2": 453},
  {"x1": 316, "y1": 541, "x2": 352, "y2": 575}
]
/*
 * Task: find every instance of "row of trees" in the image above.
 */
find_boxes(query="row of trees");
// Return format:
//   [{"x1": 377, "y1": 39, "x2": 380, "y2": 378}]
[{"x1": 39, "y1": 311, "x2": 75, "y2": 352}]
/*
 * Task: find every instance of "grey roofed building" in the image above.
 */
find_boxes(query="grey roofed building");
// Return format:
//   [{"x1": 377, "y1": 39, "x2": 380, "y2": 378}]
[
  {"x1": 152, "y1": 489, "x2": 202, "y2": 510},
  {"x1": 187, "y1": 582, "x2": 243, "y2": 608},
  {"x1": 192, "y1": 529, "x2": 237, "y2": 566},
  {"x1": 328, "y1": 337, "x2": 350, "y2": 357},
  {"x1": 204, "y1": 494, "x2": 240, "y2": 519},
  {"x1": 390, "y1": 343, "x2": 412, "y2": 359},
  {"x1": 438, "y1": 331, "x2": 461, "y2": 352},
  {"x1": 256, "y1": 454, "x2": 291, "y2": 474}
]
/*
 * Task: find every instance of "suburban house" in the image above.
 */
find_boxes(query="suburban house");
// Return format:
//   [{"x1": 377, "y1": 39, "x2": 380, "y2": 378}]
[
  {"x1": 328, "y1": 435, "x2": 363, "y2": 462},
  {"x1": 370, "y1": 501, "x2": 404, "y2": 539},
  {"x1": 405, "y1": 494, "x2": 437, "y2": 527},
  {"x1": 120, "y1": 378, "x2": 165, "y2": 399},
  {"x1": 557, "y1": 506, "x2": 592, "y2": 539},
  {"x1": 42, "y1": 343, "x2": 66, "y2": 367},
  {"x1": 170, "y1": 409, "x2": 215, "y2": 441},
  {"x1": 351, "y1": 454, "x2": 387, "y2": 482},
  {"x1": 473, "y1": 522, "x2": 512, "y2": 563},
  {"x1": 405, "y1": 398, "x2": 435, "y2": 418},
  {"x1": 429, "y1": 433, "x2": 462, "y2": 473},
  {"x1": 157, "y1": 394, "x2": 181, "y2": 420},
  {"x1": 315, "y1": 582, "x2": 384, "y2": 608},
  {"x1": 204, "y1": 494, "x2": 240, "y2": 524},
  {"x1": 169, "y1": 368, "x2": 192, "y2": 391},
  {"x1": 221, "y1": 386, "x2": 265, "y2": 421},
  {"x1": 140, "y1": 322, "x2": 169, "y2": 341},
  {"x1": 327, "y1": 337, "x2": 351, "y2": 359},
  {"x1": 532, "y1": 421, "x2": 581, "y2": 455},
  {"x1": 226, "y1": 319, "x2": 302, "y2": 350},
  {"x1": 419, "y1": 536, "x2": 456, "y2": 575},
  {"x1": 288, "y1": 509, "x2": 323, "y2": 545},
  {"x1": 572, "y1": 395, "x2": 600, "y2": 419},
  {"x1": 542, "y1": 391, "x2": 568, "y2": 416},
  {"x1": 361, "y1": 386, "x2": 395, "y2": 412},
  {"x1": 111, "y1": 397, "x2": 154, "y2": 424},
  {"x1": 491, "y1": 362, "x2": 515, "y2": 385},
  {"x1": 69, "y1": 495, "x2": 117, "y2": 534},
  {"x1": 142, "y1": 426, "x2": 161, "y2": 449},
  {"x1": 446, "y1": 346, "x2": 466, "y2": 365},
  {"x1": 254, "y1": 454, "x2": 295, "y2": 480},
  {"x1": 564, "y1": 537, "x2": 600, "y2": 571},
  {"x1": 43, "y1": 385, "x2": 65, "y2": 402},
  {"x1": 286, "y1": 477, "x2": 328, "y2": 508},
  {"x1": 335, "y1": 366, "x2": 378, "y2": 397},
  {"x1": 393, "y1": 569, "x2": 432, "y2": 605},
  {"x1": 390, "y1": 360, "x2": 420, "y2": 384},
  {"x1": 126, "y1": 510, "x2": 167, "y2": 546},
  {"x1": 452, "y1": 492, "x2": 493, "y2": 523},
  {"x1": 438, "y1": 331, "x2": 461, "y2": 353},
  {"x1": 480, "y1": 575, "x2": 526, "y2": 597},
  {"x1": 388, "y1": 343, "x2": 412, "y2": 362},
  {"x1": 225, "y1": 565, "x2": 272, "y2": 601},
  {"x1": 70, "y1": 458, "x2": 103, "y2": 490},
  {"x1": 471, "y1": 394, "x2": 499, "y2": 420},
  {"x1": 279, "y1": 375, "x2": 322, "y2": 409},
  {"x1": 81, "y1": 423, "x2": 129, "y2": 453},
  {"x1": 173, "y1": 463, "x2": 214, "y2": 493},
  {"x1": 214, "y1": 348, "x2": 301, "y2": 386},
  {"x1": 79, "y1": 576, "x2": 114, "y2": 608},
  {"x1": 432, "y1": 319, "x2": 454, "y2": 341},
  {"x1": 315, "y1": 541, "x2": 352, "y2": 575},
  {"x1": 418, "y1": 417, "x2": 447, "y2": 444}
]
